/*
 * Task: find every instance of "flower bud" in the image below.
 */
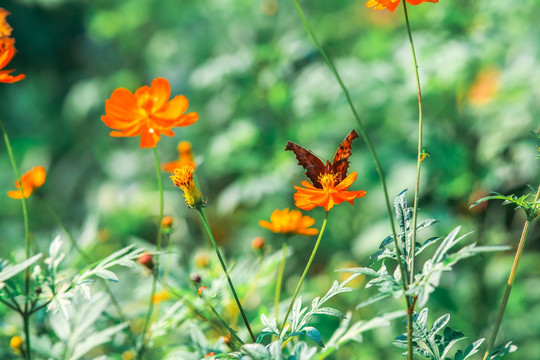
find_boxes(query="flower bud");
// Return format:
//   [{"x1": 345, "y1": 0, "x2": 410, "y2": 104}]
[
  {"x1": 198, "y1": 286, "x2": 208, "y2": 297},
  {"x1": 161, "y1": 216, "x2": 174, "y2": 234},
  {"x1": 251, "y1": 237, "x2": 265, "y2": 251},
  {"x1": 205, "y1": 352, "x2": 216, "y2": 358},
  {"x1": 137, "y1": 252, "x2": 154, "y2": 270},
  {"x1": 10, "y1": 336, "x2": 23, "y2": 352},
  {"x1": 190, "y1": 273, "x2": 202, "y2": 284}
]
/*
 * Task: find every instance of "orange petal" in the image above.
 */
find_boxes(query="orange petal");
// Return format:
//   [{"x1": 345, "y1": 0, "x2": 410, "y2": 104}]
[
  {"x1": 149, "y1": 77, "x2": 171, "y2": 112},
  {"x1": 0, "y1": 47, "x2": 15, "y2": 68},
  {"x1": 154, "y1": 95, "x2": 189, "y2": 119},
  {"x1": 29, "y1": 166, "x2": 46, "y2": 187},
  {"x1": 174, "y1": 112, "x2": 199, "y2": 127}
]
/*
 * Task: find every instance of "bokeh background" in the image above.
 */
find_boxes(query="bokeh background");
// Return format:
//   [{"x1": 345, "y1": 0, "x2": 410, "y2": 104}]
[{"x1": 0, "y1": 0, "x2": 539, "y2": 358}]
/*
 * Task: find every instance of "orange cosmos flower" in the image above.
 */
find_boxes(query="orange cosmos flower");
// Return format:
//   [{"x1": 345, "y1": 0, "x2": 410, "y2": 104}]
[
  {"x1": 101, "y1": 77, "x2": 198, "y2": 148},
  {"x1": 365, "y1": 0, "x2": 437, "y2": 12},
  {"x1": 294, "y1": 172, "x2": 366, "y2": 212},
  {"x1": 162, "y1": 141, "x2": 196, "y2": 173},
  {"x1": 7, "y1": 166, "x2": 46, "y2": 199},
  {"x1": 0, "y1": 8, "x2": 25, "y2": 83},
  {"x1": 259, "y1": 208, "x2": 319, "y2": 236}
]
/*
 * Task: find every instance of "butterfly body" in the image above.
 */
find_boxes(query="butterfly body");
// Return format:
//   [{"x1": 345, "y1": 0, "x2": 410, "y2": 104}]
[{"x1": 285, "y1": 130, "x2": 359, "y2": 188}]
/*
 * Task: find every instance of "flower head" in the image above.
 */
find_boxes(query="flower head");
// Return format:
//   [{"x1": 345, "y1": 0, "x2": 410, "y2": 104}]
[
  {"x1": 170, "y1": 165, "x2": 205, "y2": 208},
  {"x1": 162, "y1": 141, "x2": 196, "y2": 173},
  {"x1": 294, "y1": 172, "x2": 366, "y2": 212},
  {"x1": 0, "y1": 8, "x2": 25, "y2": 83},
  {"x1": 365, "y1": 0, "x2": 437, "y2": 12},
  {"x1": 101, "y1": 78, "x2": 198, "y2": 148},
  {"x1": 259, "y1": 208, "x2": 318, "y2": 236},
  {"x1": 7, "y1": 166, "x2": 46, "y2": 199}
]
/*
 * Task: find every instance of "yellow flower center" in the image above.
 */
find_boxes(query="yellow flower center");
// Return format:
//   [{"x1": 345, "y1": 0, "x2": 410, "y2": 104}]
[
  {"x1": 319, "y1": 173, "x2": 337, "y2": 190},
  {"x1": 138, "y1": 91, "x2": 155, "y2": 114}
]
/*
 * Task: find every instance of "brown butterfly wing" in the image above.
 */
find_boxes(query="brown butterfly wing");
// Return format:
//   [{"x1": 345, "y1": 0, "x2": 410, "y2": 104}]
[
  {"x1": 285, "y1": 141, "x2": 325, "y2": 188},
  {"x1": 331, "y1": 129, "x2": 359, "y2": 182}
]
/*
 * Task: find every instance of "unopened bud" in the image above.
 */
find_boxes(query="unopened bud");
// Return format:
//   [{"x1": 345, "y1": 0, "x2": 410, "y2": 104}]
[
  {"x1": 137, "y1": 252, "x2": 154, "y2": 270},
  {"x1": 190, "y1": 273, "x2": 202, "y2": 283},
  {"x1": 198, "y1": 286, "x2": 208, "y2": 297},
  {"x1": 161, "y1": 216, "x2": 174, "y2": 234},
  {"x1": 205, "y1": 352, "x2": 216, "y2": 358},
  {"x1": 252, "y1": 237, "x2": 265, "y2": 251}
]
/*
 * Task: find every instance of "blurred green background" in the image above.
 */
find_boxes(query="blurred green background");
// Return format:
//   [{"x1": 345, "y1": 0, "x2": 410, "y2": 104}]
[{"x1": 0, "y1": 0, "x2": 539, "y2": 358}]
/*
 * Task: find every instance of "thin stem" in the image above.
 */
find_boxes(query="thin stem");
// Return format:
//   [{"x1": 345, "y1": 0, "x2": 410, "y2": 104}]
[
  {"x1": 196, "y1": 207, "x2": 256, "y2": 342},
  {"x1": 199, "y1": 290, "x2": 245, "y2": 346},
  {"x1": 279, "y1": 211, "x2": 328, "y2": 336},
  {"x1": 274, "y1": 238, "x2": 289, "y2": 319},
  {"x1": 137, "y1": 148, "x2": 164, "y2": 359},
  {"x1": 0, "y1": 118, "x2": 33, "y2": 360},
  {"x1": 481, "y1": 185, "x2": 540, "y2": 360},
  {"x1": 402, "y1": 3, "x2": 424, "y2": 359},
  {"x1": 291, "y1": 0, "x2": 409, "y2": 293}
]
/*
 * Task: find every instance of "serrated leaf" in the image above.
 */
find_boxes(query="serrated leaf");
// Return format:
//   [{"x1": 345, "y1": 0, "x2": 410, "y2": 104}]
[
  {"x1": 380, "y1": 235, "x2": 394, "y2": 249},
  {"x1": 416, "y1": 219, "x2": 439, "y2": 231},
  {"x1": 93, "y1": 269, "x2": 119, "y2": 282},
  {"x1": 304, "y1": 327, "x2": 324, "y2": 348},
  {"x1": 0, "y1": 254, "x2": 43, "y2": 282},
  {"x1": 355, "y1": 292, "x2": 392, "y2": 309},
  {"x1": 429, "y1": 314, "x2": 450, "y2": 340},
  {"x1": 312, "y1": 307, "x2": 346, "y2": 319},
  {"x1": 456, "y1": 338, "x2": 485, "y2": 360}
]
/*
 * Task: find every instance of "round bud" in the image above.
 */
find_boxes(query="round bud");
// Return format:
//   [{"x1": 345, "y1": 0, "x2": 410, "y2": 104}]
[
  {"x1": 137, "y1": 252, "x2": 154, "y2": 270},
  {"x1": 252, "y1": 237, "x2": 265, "y2": 251}
]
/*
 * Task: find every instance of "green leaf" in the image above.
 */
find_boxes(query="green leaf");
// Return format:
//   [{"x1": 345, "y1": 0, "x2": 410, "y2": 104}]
[
  {"x1": 429, "y1": 314, "x2": 450, "y2": 340},
  {"x1": 304, "y1": 327, "x2": 324, "y2": 347},
  {"x1": 0, "y1": 253, "x2": 43, "y2": 282},
  {"x1": 312, "y1": 307, "x2": 346, "y2": 319}
]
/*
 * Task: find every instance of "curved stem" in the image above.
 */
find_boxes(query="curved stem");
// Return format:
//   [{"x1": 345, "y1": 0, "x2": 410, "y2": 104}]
[
  {"x1": 196, "y1": 207, "x2": 256, "y2": 342},
  {"x1": 291, "y1": 0, "x2": 409, "y2": 293},
  {"x1": 481, "y1": 185, "x2": 540, "y2": 360},
  {"x1": 137, "y1": 148, "x2": 164, "y2": 359},
  {"x1": 274, "y1": 238, "x2": 289, "y2": 319},
  {"x1": 402, "y1": 3, "x2": 424, "y2": 360},
  {"x1": 279, "y1": 211, "x2": 328, "y2": 336},
  {"x1": 0, "y1": 118, "x2": 32, "y2": 359}
]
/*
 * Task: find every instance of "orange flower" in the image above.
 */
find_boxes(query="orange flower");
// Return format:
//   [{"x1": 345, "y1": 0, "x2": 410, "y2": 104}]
[
  {"x1": 259, "y1": 208, "x2": 318, "y2": 236},
  {"x1": 101, "y1": 77, "x2": 198, "y2": 148},
  {"x1": 162, "y1": 141, "x2": 196, "y2": 173},
  {"x1": 0, "y1": 8, "x2": 25, "y2": 84},
  {"x1": 7, "y1": 166, "x2": 46, "y2": 199},
  {"x1": 170, "y1": 165, "x2": 205, "y2": 208},
  {"x1": 365, "y1": 0, "x2": 437, "y2": 12},
  {"x1": 294, "y1": 172, "x2": 366, "y2": 212}
]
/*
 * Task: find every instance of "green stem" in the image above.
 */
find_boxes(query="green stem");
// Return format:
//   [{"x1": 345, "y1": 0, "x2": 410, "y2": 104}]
[
  {"x1": 274, "y1": 238, "x2": 289, "y2": 319},
  {"x1": 0, "y1": 118, "x2": 32, "y2": 359},
  {"x1": 291, "y1": 0, "x2": 409, "y2": 294},
  {"x1": 199, "y1": 289, "x2": 245, "y2": 346},
  {"x1": 279, "y1": 211, "x2": 328, "y2": 336},
  {"x1": 402, "y1": 2, "x2": 424, "y2": 359},
  {"x1": 481, "y1": 185, "x2": 540, "y2": 360},
  {"x1": 196, "y1": 207, "x2": 256, "y2": 342},
  {"x1": 137, "y1": 148, "x2": 164, "y2": 359}
]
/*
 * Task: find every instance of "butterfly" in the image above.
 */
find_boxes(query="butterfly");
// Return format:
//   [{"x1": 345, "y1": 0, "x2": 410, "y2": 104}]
[{"x1": 285, "y1": 130, "x2": 359, "y2": 188}]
